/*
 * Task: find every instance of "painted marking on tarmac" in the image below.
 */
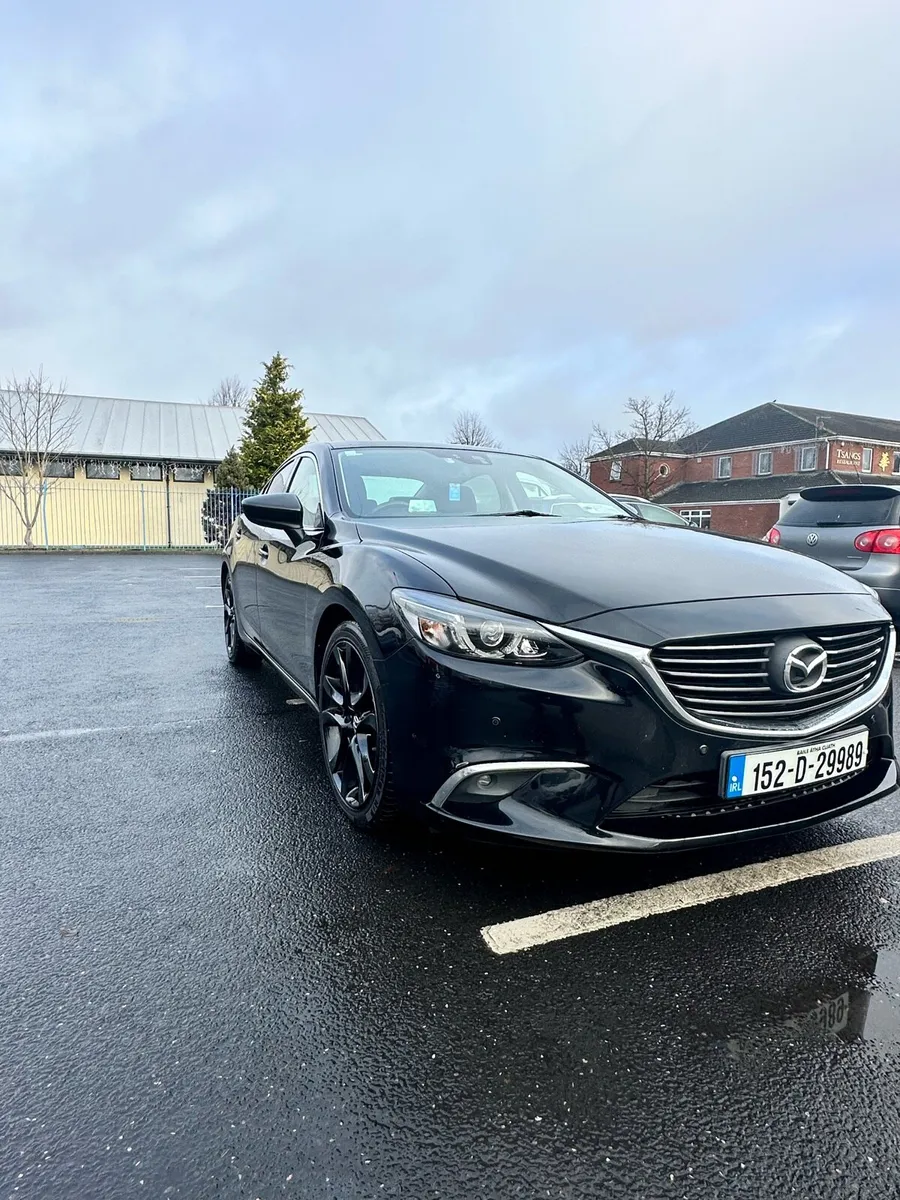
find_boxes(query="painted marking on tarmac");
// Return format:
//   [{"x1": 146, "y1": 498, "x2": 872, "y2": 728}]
[
  {"x1": 0, "y1": 720, "x2": 209, "y2": 743},
  {"x1": 0, "y1": 727, "x2": 116, "y2": 742},
  {"x1": 480, "y1": 832, "x2": 900, "y2": 955}
]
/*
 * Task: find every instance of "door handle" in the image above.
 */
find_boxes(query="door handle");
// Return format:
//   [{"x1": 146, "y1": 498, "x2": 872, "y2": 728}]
[{"x1": 259, "y1": 543, "x2": 269, "y2": 562}]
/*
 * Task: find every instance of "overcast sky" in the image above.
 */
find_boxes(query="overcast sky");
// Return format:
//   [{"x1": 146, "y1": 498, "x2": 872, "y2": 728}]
[{"x1": 2, "y1": 0, "x2": 899, "y2": 451}]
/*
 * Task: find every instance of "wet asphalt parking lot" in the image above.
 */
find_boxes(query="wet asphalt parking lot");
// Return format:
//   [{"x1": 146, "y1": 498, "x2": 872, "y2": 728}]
[{"x1": 3, "y1": 553, "x2": 900, "y2": 1199}]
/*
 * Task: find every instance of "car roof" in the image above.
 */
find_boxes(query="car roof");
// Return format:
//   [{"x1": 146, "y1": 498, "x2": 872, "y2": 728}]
[
  {"x1": 611, "y1": 494, "x2": 664, "y2": 505},
  {"x1": 798, "y1": 484, "x2": 900, "y2": 502},
  {"x1": 310, "y1": 440, "x2": 538, "y2": 454}
]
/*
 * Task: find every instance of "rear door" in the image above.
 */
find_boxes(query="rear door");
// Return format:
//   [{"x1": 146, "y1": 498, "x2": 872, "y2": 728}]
[{"x1": 777, "y1": 486, "x2": 900, "y2": 572}]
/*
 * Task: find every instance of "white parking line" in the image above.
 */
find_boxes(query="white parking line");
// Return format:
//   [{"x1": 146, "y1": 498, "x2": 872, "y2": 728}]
[
  {"x1": 480, "y1": 832, "x2": 900, "y2": 955},
  {"x1": 0, "y1": 720, "x2": 209, "y2": 743}
]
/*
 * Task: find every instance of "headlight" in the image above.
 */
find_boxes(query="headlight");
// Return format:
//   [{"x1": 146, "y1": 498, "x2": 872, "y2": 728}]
[{"x1": 392, "y1": 589, "x2": 582, "y2": 666}]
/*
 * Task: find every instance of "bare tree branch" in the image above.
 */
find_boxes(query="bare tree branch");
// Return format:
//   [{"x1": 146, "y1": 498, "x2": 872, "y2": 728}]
[
  {"x1": 591, "y1": 391, "x2": 694, "y2": 498},
  {"x1": 0, "y1": 370, "x2": 80, "y2": 547},
  {"x1": 557, "y1": 437, "x2": 593, "y2": 479},
  {"x1": 447, "y1": 409, "x2": 502, "y2": 449},
  {"x1": 206, "y1": 375, "x2": 250, "y2": 407}
]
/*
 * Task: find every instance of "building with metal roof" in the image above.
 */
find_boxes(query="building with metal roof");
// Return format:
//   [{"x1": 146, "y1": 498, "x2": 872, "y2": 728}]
[
  {"x1": 0, "y1": 392, "x2": 384, "y2": 463},
  {"x1": 0, "y1": 392, "x2": 385, "y2": 549}
]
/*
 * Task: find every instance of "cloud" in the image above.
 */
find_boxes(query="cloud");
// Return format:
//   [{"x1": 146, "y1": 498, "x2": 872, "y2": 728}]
[{"x1": 1, "y1": 0, "x2": 899, "y2": 450}]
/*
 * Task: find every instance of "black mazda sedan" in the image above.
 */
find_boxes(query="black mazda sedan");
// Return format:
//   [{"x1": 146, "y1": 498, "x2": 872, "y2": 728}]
[{"x1": 221, "y1": 442, "x2": 897, "y2": 851}]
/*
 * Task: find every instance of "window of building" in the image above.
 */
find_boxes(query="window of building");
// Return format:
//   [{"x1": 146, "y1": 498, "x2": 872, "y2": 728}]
[
  {"x1": 609, "y1": 459, "x2": 622, "y2": 481},
  {"x1": 265, "y1": 459, "x2": 297, "y2": 493},
  {"x1": 798, "y1": 445, "x2": 818, "y2": 471},
  {"x1": 43, "y1": 460, "x2": 75, "y2": 478},
  {"x1": 756, "y1": 450, "x2": 773, "y2": 476},
  {"x1": 0, "y1": 457, "x2": 23, "y2": 476},
  {"x1": 658, "y1": 463, "x2": 670, "y2": 478},
  {"x1": 86, "y1": 461, "x2": 120, "y2": 480},
  {"x1": 862, "y1": 447, "x2": 873, "y2": 473},
  {"x1": 289, "y1": 456, "x2": 324, "y2": 530},
  {"x1": 716, "y1": 456, "x2": 732, "y2": 479},
  {"x1": 680, "y1": 509, "x2": 712, "y2": 529},
  {"x1": 131, "y1": 463, "x2": 163, "y2": 482},
  {"x1": 893, "y1": 452, "x2": 900, "y2": 476},
  {"x1": 173, "y1": 465, "x2": 206, "y2": 483}
]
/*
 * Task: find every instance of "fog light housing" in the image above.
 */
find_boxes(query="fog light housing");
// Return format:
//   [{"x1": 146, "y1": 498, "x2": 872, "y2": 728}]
[{"x1": 454, "y1": 769, "x2": 538, "y2": 801}]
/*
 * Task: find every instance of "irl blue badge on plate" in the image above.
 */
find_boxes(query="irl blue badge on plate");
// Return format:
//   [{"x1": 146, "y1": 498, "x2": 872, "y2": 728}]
[{"x1": 726, "y1": 756, "x2": 746, "y2": 797}]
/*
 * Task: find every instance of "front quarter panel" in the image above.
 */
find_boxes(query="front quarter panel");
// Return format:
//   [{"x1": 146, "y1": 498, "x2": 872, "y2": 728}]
[{"x1": 305, "y1": 540, "x2": 456, "y2": 681}]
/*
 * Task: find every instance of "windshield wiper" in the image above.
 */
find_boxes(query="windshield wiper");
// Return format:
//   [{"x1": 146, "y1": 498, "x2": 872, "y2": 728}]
[{"x1": 492, "y1": 509, "x2": 559, "y2": 517}]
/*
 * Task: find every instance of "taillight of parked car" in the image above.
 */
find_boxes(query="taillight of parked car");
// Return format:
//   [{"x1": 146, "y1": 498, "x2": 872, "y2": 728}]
[
  {"x1": 764, "y1": 527, "x2": 781, "y2": 545},
  {"x1": 854, "y1": 529, "x2": 900, "y2": 554}
]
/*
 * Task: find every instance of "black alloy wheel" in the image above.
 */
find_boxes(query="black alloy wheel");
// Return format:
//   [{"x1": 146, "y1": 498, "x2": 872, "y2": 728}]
[
  {"x1": 223, "y1": 576, "x2": 260, "y2": 667},
  {"x1": 318, "y1": 622, "x2": 395, "y2": 828}
]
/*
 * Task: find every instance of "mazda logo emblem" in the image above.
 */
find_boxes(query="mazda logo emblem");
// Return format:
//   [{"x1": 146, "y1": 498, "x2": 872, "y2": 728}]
[
  {"x1": 807, "y1": 532, "x2": 819, "y2": 546},
  {"x1": 768, "y1": 636, "x2": 829, "y2": 695}
]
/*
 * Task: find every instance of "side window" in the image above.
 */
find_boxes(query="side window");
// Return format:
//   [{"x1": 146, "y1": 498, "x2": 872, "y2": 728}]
[
  {"x1": 465, "y1": 473, "x2": 502, "y2": 510},
  {"x1": 265, "y1": 459, "x2": 297, "y2": 494},
  {"x1": 361, "y1": 475, "x2": 423, "y2": 505},
  {"x1": 290, "y1": 456, "x2": 323, "y2": 529},
  {"x1": 515, "y1": 472, "x2": 552, "y2": 499}
]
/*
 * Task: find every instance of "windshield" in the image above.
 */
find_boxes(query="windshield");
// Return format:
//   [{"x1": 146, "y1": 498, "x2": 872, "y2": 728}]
[
  {"x1": 780, "y1": 497, "x2": 898, "y2": 527},
  {"x1": 632, "y1": 502, "x2": 687, "y2": 526},
  {"x1": 334, "y1": 446, "x2": 629, "y2": 520}
]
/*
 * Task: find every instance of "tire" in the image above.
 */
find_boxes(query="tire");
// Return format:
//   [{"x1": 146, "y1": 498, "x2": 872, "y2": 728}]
[
  {"x1": 317, "y1": 620, "x2": 397, "y2": 829},
  {"x1": 223, "y1": 575, "x2": 261, "y2": 668}
]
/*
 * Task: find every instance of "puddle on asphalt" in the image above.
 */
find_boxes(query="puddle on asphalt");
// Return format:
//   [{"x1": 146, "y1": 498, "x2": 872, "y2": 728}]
[{"x1": 726, "y1": 945, "x2": 900, "y2": 1060}]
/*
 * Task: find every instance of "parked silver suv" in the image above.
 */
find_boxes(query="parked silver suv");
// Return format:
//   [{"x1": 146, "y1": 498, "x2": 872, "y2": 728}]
[{"x1": 766, "y1": 484, "x2": 900, "y2": 623}]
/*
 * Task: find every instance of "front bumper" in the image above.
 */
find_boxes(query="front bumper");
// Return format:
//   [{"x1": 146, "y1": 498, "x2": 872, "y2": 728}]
[{"x1": 379, "y1": 634, "x2": 897, "y2": 852}]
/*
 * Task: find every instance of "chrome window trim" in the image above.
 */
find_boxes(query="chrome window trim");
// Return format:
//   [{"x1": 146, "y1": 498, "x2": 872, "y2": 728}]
[
  {"x1": 542, "y1": 623, "x2": 896, "y2": 740},
  {"x1": 429, "y1": 760, "x2": 590, "y2": 810}
]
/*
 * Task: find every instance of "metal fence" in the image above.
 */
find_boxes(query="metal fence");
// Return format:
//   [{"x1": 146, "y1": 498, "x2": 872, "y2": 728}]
[{"x1": 0, "y1": 482, "x2": 255, "y2": 550}]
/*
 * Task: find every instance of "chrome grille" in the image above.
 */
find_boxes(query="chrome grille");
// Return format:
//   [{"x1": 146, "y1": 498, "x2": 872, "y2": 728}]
[{"x1": 650, "y1": 624, "x2": 890, "y2": 727}]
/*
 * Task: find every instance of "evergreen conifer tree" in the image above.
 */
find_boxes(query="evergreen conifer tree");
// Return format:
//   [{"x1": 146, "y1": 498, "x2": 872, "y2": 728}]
[{"x1": 240, "y1": 354, "x2": 312, "y2": 488}]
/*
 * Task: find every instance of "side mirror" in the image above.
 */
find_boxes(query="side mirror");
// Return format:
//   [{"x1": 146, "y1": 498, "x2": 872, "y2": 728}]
[{"x1": 241, "y1": 492, "x2": 304, "y2": 534}]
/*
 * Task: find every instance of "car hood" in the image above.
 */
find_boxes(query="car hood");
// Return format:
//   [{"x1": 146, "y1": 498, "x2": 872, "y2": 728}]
[{"x1": 356, "y1": 517, "x2": 874, "y2": 626}]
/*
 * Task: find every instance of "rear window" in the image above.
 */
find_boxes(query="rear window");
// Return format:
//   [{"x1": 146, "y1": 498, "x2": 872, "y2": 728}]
[{"x1": 780, "y1": 497, "x2": 897, "y2": 527}]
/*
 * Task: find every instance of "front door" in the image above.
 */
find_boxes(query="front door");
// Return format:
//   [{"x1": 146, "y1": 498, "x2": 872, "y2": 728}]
[
  {"x1": 229, "y1": 511, "x2": 265, "y2": 641},
  {"x1": 256, "y1": 455, "x2": 326, "y2": 693}
]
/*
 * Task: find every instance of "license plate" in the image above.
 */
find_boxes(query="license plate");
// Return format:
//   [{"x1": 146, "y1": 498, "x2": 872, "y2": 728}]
[
  {"x1": 797, "y1": 992, "x2": 852, "y2": 1037},
  {"x1": 721, "y1": 729, "x2": 868, "y2": 799}
]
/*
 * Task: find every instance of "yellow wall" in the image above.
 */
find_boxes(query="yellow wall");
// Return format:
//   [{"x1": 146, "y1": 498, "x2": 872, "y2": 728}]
[{"x1": 0, "y1": 463, "x2": 217, "y2": 548}]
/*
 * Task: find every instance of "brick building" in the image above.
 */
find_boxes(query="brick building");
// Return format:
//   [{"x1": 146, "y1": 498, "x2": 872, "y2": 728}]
[{"x1": 588, "y1": 402, "x2": 900, "y2": 539}]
